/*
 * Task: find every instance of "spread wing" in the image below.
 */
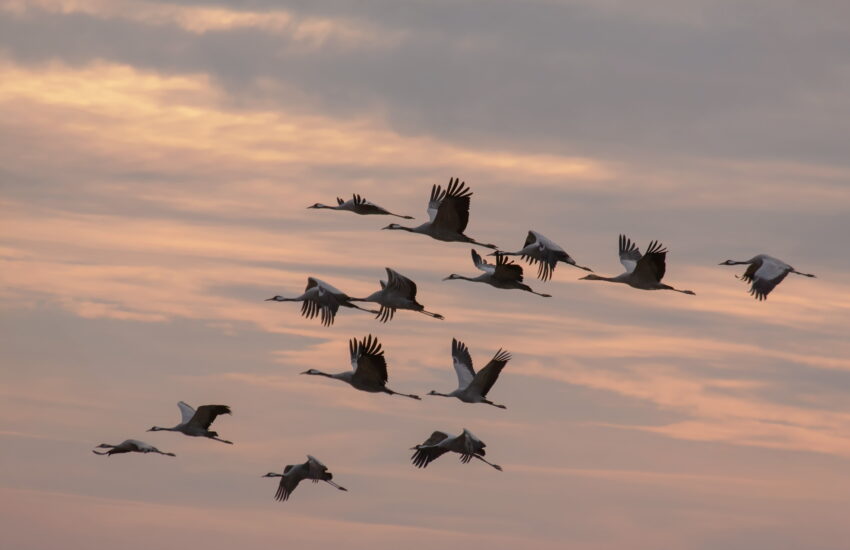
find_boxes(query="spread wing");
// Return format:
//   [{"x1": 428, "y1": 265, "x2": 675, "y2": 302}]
[
  {"x1": 747, "y1": 258, "x2": 790, "y2": 301},
  {"x1": 469, "y1": 349, "x2": 510, "y2": 398},
  {"x1": 493, "y1": 254, "x2": 524, "y2": 283},
  {"x1": 632, "y1": 240, "x2": 667, "y2": 282},
  {"x1": 411, "y1": 431, "x2": 451, "y2": 468},
  {"x1": 619, "y1": 234, "x2": 642, "y2": 273},
  {"x1": 385, "y1": 268, "x2": 418, "y2": 299},
  {"x1": 349, "y1": 334, "x2": 388, "y2": 386},
  {"x1": 177, "y1": 401, "x2": 195, "y2": 425},
  {"x1": 275, "y1": 470, "x2": 302, "y2": 502},
  {"x1": 451, "y1": 338, "x2": 475, "y2": 389},
  {"x1": 471, "y1": 249, "x2": 495, "y2": 274},
  {"x1": 431, "y1": 178, "x2": 472, "y2": 233},
  {"x1": 455, "y1": 429, "x2": 486, "y2": 463},
  {"x1": 188, "y1": 404, "x2": 231, "y2": 430}
]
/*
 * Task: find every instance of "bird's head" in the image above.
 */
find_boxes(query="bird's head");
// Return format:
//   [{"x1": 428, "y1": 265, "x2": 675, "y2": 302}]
[
  {"x1": 300, "y1": 368, "x2": 321, "y2": 375},
  {"x1": 307, "y1": 203, "x2": 324, "y2": 209},
  {"x1": 579, "y1": 274, "x2": 604, "y2": 281},
  {"x1": 262, "y1": 472, "x2": 279, "y2": 478},
  {"x1": 442, "y1": 274, "x2": 462, "y2": 281},
  {"x1": 719, "y1": 260, "x2": 736, "y2": 265},
  {"x1": 382, "y1": 223, "x2": 402, "y2": 230},
  {"x1": 147, "y1": 426, "x2": 161, "y2": 432},
  {"x1": 265, "y1": 295, "x2": 283, "y2": 301}
]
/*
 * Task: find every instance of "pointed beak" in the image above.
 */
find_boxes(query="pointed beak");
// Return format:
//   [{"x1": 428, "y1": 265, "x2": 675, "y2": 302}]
[{"x1": 264, "y1": 297, "x2": 275, "y2": 301}]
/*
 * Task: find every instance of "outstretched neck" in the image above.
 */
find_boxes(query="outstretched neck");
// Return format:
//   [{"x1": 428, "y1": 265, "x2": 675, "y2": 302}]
[{"x1": 580, "y1": 274, "x2": 620, "y2": 283}]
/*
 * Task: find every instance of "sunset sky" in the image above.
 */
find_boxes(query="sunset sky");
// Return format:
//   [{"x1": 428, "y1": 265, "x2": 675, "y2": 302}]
[{"x1": 2, "y1": 1, "x2": 850, "y2": 549}]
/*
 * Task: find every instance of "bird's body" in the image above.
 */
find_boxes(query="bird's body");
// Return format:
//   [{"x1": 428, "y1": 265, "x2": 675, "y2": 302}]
[
  {"x1": 496, "y1": 230, "x2": 592, "y2": 281},
  {"x1": 428, "y1": 339, "x2": 510, "y2": 409},
  {"x1": 308, "y1": 194, "x2": 413, "y2": 219},
  {"x1": 410, "y1": 429, "x2": 502, "y2": 471},
  {"x1": 92, "y1": 439, "x2": 175, "y2": 457},
  {"x1": 263, "y1": 455, "x2": 347, "y2": 501},
  {"x1": 301, "y1": 334, "x2": 421, "y2": 400},
  {"x1": 266, "y1": 277, "x2": 378, "y2": 327},
  {"x1": 382, "y1": 178, "x2": 497, "y2": 249},
  {"x1": 580, "y1": 235, "x2": 695, "y2": 295},
  {"x1": 720, "y1": 254, "x2": 815, "y2": 300},
  {"x1": 443, "y1": 249, "x2": 552, "y2": 297},
  {"x1": 354, "y1": 268, "x2": 444, "y2": 322},
  {"x1": 148, "y1": 402, "x2": 233, "y2": 444}
]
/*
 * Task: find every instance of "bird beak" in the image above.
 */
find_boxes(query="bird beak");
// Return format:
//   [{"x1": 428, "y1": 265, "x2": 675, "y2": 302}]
[
  {"x1": 299, "y1": 370, "x2": 309, "y2": 375},
  {"x1": 380, "y1": 225, "x2": 391, "y2": 230},
  {"x1": 717, "y1": 262, "x2": 726, "y2": 265},
  {"x1": 441, "y1": 276, "x2": 451, "y2": 281},
  {"x1": 264, "y1": 297, "x2": 275, "y2": 301}
]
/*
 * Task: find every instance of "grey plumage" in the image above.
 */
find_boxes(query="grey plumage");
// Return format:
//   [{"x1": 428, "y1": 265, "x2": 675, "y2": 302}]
[
  {"x1": 410, "y1": 428, "x2": 502, "y2": 471},
  {"x1": 428, "y1": 339, "x2": 511, "y2": 409},
  {"x1": 263, "y1": 455, "x2": 347, "y2": 501},
  {"x1": 148, "y1": 402, "x2": 233, "y2": 444},
  {"x1": 720, "y1": 254, "x2": 815, "y2": 300},
  {"x1": 301, "y1": 334, "x2": 421, "y2": 400},
  {"x1": 382, "y1": 178, "x2": 497, "y2": 249}
]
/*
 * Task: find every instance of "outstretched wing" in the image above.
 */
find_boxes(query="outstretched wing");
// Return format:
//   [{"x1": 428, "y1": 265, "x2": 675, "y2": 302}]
[
  {"x1": 411, "y1": 431, "x2": 451, "y2": 468},
  {"x1": 431, "y1": 178, "x2": 472, "y2": 233},
  {"x1": 632, "y1": 240, "x2": 667, "y2": 282},
  {"x1": 451, "y1": 338, "x2": 475, "y2": 389},
  {"x1": 188, "y1": 405, "x2": 231, "y2": 430},
  {"x1": 748, "y1": 258, "x2": 790, "y2": 301},
  {"x1": 349, "y1": 334, "x2": 388, "y2": 386},
  {"x1": 177, "y1": 401, "x2": 195, "y2": 425},
  {"x1": 385, "y1": 268, "x2": 418, "y2": 299},
  {"x1": 455, "y1": 429, "x2": 486, "y2": 463},
  {"x1": 471, "y1": 249, "x2": 496, "y2": 274},
  {"x1": 469, "y1": 349, "x2": 510, "y2": 397},
  {"x1": 619, "y1": 234, "x2": 642, "y2": 273},
  {"x1": 275, "y1": 472, "x2": 302, "y2": 502},
  {"x1": 493, "y1": 254, "x2": 524, "y2": 283}
]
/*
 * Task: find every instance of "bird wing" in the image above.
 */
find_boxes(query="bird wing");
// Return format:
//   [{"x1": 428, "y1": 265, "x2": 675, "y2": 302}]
[
  {"x1": 619, "y1": 234, "x2": 642, "y2": 273},
  {"x1": 188, "y1": 404, "x2": 231, "y2": 430},
  {"x1": 631, "y1": 240, "x2": 667, "y2": 282},
  {"x1": 307, "y1": 277, "x2": 346, "y2": 296},
  {"x1": 124, "y1": 439, "x2": 153, "y2": 452},
  {"x1": 471, "y1": 249, "x2": 496, "y2": 274},
  {"x1": 306, "y1": 455, "x2": 329, "y2": 478},
  {"x1": 432, "y1": 177, "x2": 472, "y2": 233},
  {"x1": 493, "y1": 254, "x2": 524, "y2": 283},
  {"x1": 177, "y1": 401, "x2": 195, "y2": 425},
  {"x1": 748, "y1": 257, "x2": 790, "y2": 301},
  {"x1": 410, "y1": 431, "x2": 451, "y2": 468},
  {"x1": 454, "y1": 429, "x2": 486, "y2": 463},
  {"x1": 468, "y1": 349, "x2": 511, "y2": 397},
  {"x1": 349, "y1": 334, "x2": 388, "y2": 386},
  {"x1": 451, "y1": 338, "x2": 476, "y2": 389},
  {"x1": 352, "y1": 194, "x2": 387, "y2": 214},
  {"x1": 385, "y1": 268, "x2": 418, "y2": 299},
  {"x1": 275, "y1": 468, "x2": 302, "y2": 502}
]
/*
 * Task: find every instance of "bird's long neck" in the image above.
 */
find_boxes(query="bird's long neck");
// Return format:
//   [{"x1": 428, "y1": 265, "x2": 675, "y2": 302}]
[
  {"x1": 725, "y1": 260, "x2": 751, "y2": 265},
  {"x1": 447, "y1": 275, "x2": 478, "y2": 282},
  {"x1": 581, "y1": 274, "x2": 622, "y2": 283},
  {"x1": 428, "y1": 391, "x2": 453, "y2": 398},
  {"x1": 150, "y1": 426, "x2": 179, "y2": 432},
  {"x1": 388, "y1": 225, "x2": 416, "y2": 232},
  {"x1": 306, "y1": 371, "x2": 336, "y2": 379}
]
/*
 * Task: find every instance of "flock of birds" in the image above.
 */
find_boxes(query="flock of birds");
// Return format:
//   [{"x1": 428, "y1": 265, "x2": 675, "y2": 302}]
[{"x1": 94, "y1": 178, "x2": 817, "y2": 501}]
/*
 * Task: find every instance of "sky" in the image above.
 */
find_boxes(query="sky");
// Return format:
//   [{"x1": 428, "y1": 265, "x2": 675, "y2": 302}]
[{"x1": 2, "y1": 1, "x2": 850, "y2": 549}]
